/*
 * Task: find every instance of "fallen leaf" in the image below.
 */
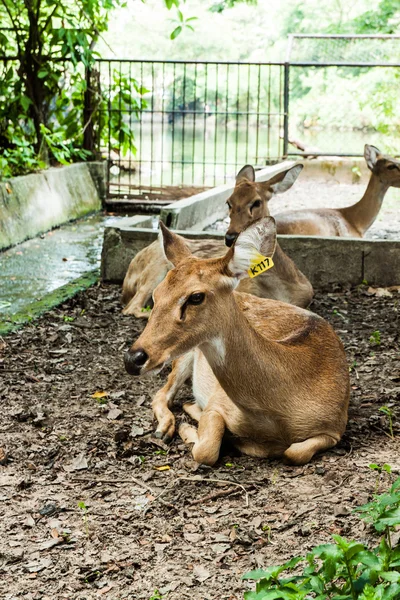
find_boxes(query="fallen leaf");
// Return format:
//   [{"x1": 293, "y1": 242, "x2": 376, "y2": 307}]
[
  {"x1": 25, "y1": 558, "x2": 52, "y2": 573},
  {"x1": 107, "y1": 408, "x2": 123, "y2": 420},
  {"x1": 155, "y1": 465, "x2": 170, "y2": 471},
  {"x1": 193, "y1": 564, "x2": 211, "y2": 582},
  {"x1": 131, "y1": 424, "x2": 144, "y2": 437},
  {"x1": 65, "y1": 453, "x2": 88, "y2": 472},
  {"x1": 39, "y1": 537, "x2": 63, "y2": 550},
  {"x1": 91, "y1": 391, "x2": 108, "y2": 399}
]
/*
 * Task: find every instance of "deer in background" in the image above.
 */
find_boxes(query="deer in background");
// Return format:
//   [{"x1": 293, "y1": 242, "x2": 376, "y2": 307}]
[
  {"x1": 225, "y1": 145, "x2": 400, "y2": 241},
  {"x1": 124, "y1": 218, "x2": 350, "y2": 466},
  {"x1": 122, "y1": 164, "x2": 313, "y2": 317}
]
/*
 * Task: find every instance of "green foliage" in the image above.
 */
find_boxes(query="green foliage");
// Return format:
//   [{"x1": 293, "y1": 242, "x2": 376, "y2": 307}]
[
  {"x1": 370, "y1": 331, "x2": 382, "y2": 346},
  {"x1": 0, "y1": 0, "x2": 149, "y2": 178},
  {"x1": 243, "y1": 476, "x2": 400, "y2": 600},
  {"x1": 379, "y1": 407, "x2": 395, "y2": 440}
]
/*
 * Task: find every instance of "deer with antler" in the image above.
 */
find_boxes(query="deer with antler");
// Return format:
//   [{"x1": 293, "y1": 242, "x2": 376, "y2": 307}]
[
  {"x1": 224, "y1": 145, "x2": 399, "y2": 241},
  {"x1": 124, "y1": 218, "x2": 350, "y2": 466},
  {"x1": 122, "y1": 165, "x2": 313, "y2": 317}
]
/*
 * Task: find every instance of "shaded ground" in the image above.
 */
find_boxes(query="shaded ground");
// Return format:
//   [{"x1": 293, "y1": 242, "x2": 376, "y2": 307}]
[
  {"x1": 209, "y1": 180, "x2": 400, "y2": 240},
  {"x1": 0, "y1": 284, "x2": 399, "y2": 600}
]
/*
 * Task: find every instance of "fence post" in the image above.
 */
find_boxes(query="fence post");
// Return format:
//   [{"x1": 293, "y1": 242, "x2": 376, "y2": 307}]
[
  {"x1": 283, "y1": 61, "x2": 290, "y2": 159},
  {"x1": 83, "y1": 65, "x2": 95, "y2": 156}
]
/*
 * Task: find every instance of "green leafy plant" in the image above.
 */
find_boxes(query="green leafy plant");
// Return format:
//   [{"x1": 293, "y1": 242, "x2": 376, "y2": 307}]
[
  {"x1": 369, "y1": 330, "x2": 381, "y2": 346},
  {"x1": 369, "y1": 463, "x2": 392, "y2": 493},
  {"x1": 243, "y1": 476, "x2": 400, "y2": 599},
  {"x1": 148, "y1": 591, "x2": 163, "y2": 600},
  {"x1": 77, "y1": 500, "x2": 90, "y2": 538},
  {"x1": 141, "y1": 306, "x2": 153, "y2": 313},
  {"x1": 379, "y1": 407, "x2": 395, "y2": 440}
]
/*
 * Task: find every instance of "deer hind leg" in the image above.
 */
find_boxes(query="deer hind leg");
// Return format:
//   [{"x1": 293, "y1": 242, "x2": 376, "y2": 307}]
[
  {"x1": 179, "y1": 409, "x2": 225, "y2": 466},
  {"x1": 151, "y1": 352, "x2": 194, "y2": 443},
  {"x1": 283, "y1": 434, "x2": 337, "y2": 465},
  {"x1": 183, "y1": 402, "x2": 203, "y2": 422},
  {"x1": 122, "y1": 289, "x2": 153, "y2": 319},
  {"x1": 234, "y1": 439, "x2": 270, "y2": 458}
]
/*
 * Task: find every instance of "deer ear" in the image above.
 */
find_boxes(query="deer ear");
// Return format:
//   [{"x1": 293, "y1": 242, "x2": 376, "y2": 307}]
[
  {"x1": 159, "y1": 221, "x2": 192, "y2": 267},
  {"x1": 262, "y1": 164, "x2": 303, "y2": 195},
  {"x1": 226, "y1": 217, "x2": 277, "y2": 280},
  {"x1": 236, "y1": 164, "x2": 255, "y2": 183},
  {"x1": 364, "y1": 144, "x2": 381, "y2": 171}
]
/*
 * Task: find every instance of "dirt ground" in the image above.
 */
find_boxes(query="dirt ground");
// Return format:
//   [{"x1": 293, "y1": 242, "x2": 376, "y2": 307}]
[
  {"x1": 0, "y1": 283, "x2": 399, "y2": 600},
  {"x1": 209, "y1": 180, "x2": 400, "y2": 240}
]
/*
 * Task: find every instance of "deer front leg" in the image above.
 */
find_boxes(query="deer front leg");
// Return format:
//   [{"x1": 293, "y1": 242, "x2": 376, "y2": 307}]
[
  {"x1": 179, "y1": 408, "x2": 225, "y2": 466},
  {"x1": 151, "y1": 352, "x2": 194, "y2": 443}
]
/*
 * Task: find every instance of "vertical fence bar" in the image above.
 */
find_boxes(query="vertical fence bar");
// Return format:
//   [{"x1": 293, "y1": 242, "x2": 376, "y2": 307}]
[
  {"x1": 283, "y1": 61, "x2": 290, "y2": 158},
  {"x1": 171, "y1": 62, "x2": 176, "y2": 186},
  {"x1": 128, "y1": 62, "x2": 133, "y2": 191},
  {"x1": 160, "y1": 61, "x2": 166, "y2": 189},
  {"x1": 224, "y1": 64, "x2": 230, "y2": 183},
  {"x1": 202, "y1": 63, "x2": 208, "y2": 186},
  {"x1": 267, "y1": 64, "x2": 271, "y2": 162},
  {"x1": 255, "y1": 64, "x2": 261, "y2": 165},
  {"x1": 213, "y1": 63, "x2": 219, "y2": 187},
  {"x1": 191, "y1": 62, "x2": 198, "y2": 185},
  {"x1": 245, "y1": 63, "x2": 250, "y2": 164},
  {"x1": 234, "y1": 64, "x2": 240, "y2": 174},
  {"x1": 139, "y1": 61, "x2": 143, "y2": 192},
  {"x1": 150, "y1": 62, "x2": 155, "y2": 189},
  {"x1": 107, "y1": 61, "x2": 112, "y2": 196},
  {"x1": 181, "y1": 62, "x2": 187, "y2": 186}
]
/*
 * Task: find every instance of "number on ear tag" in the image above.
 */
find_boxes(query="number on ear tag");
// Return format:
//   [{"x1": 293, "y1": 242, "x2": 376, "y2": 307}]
[{"x1": 247, "y1": 252, "x2": 274, "y2": 278}]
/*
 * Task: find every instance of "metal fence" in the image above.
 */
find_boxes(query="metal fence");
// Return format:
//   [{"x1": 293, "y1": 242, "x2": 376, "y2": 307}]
[
  {"x1": 96, "y1": 59, "x2": 286, "y2": 199},
  {"x1": 285, "y1": 34, "x2": 400, "y2": 159}
]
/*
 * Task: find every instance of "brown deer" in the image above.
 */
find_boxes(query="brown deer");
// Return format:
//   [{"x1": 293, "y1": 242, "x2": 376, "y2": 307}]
[
  {"x1": 122, "y1": 164, "x2": 313, "y2": 317},
  {"x1": 124, "y1": 218, "x2": 350, "y2": 466},
  {"x1": 225, "y1": 145, "x2": 400, "y2": 241}
]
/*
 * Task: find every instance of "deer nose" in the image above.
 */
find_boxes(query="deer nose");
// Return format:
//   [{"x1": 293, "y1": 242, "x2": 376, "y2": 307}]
[
  {"x1": 225, "y1": 232, "x2": 238, "y2": 247},
  {"x1": 124, "y1": 349, "x2": 148, "y2": 376}
]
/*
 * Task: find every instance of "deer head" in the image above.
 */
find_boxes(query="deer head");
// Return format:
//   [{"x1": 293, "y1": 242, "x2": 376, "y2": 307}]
[
  {"x1": 224, "y1": 164, "x2": 303, "y2": 246},
  {"x1": 364, "y1": 144, "x2": 400, "y2": 188},
  {"x1": 124, "y1": 217, "x2": 277, "y2": 376}
]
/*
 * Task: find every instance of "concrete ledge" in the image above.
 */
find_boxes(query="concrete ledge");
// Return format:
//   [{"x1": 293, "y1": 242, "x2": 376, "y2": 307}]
[
  {"x1": 101, "y1": 224, "x2": 400, "y2": 288},
  {"x1": 0, "y1": 162, "x2": 105, "y2": 250},
  {"x1": 159, "y1": 162, "x2": 297, "y2": 231},
  {"x1": 301, "y1": 157, "x2": 370, "y2": 185}
]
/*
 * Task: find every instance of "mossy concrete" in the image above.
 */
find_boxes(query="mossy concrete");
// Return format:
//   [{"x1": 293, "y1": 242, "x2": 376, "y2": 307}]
[
  {"x1": 0, "y1": 270, "x2": 98, "y2": 335},
  {"x1": 0, "y1": 162, "x2": 106, "y2": 250}
]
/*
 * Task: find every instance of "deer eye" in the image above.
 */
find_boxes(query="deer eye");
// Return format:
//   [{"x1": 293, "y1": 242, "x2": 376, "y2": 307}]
[
  {"x1": 387, "y1": 164, "x2": 397, "y2": 170},
  {"x1": 250, "y1": 200, "x2": 261, "y2": 211},
  {"x1": 188, "y1": 292, "x2": 205, "y2": 305}
]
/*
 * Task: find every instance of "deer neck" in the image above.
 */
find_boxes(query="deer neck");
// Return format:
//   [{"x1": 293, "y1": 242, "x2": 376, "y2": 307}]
[
  {"x1": 342, "y1": 173, "x2": 389, "y2": 236},
  {"x1": 199, "y1": 295, "x2": 282, "y2": 410}
]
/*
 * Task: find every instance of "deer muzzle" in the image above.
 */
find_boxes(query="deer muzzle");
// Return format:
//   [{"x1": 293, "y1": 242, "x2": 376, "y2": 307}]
[{"x1": 124, "y1": 348, "x2": 149, "y2": 376}]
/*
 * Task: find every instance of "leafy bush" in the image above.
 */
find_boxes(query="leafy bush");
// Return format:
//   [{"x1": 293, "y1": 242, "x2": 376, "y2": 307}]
[{"x1": 243, "y1": 476, "x2": 400, "y2": 599}]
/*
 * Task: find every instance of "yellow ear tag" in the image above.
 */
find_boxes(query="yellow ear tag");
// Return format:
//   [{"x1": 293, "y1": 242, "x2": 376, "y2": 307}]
[{"x1": 247, "y1": 252, "x2": 274, "y2": 278}]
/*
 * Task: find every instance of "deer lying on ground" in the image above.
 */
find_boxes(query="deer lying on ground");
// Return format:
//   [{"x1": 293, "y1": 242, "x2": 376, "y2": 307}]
[
  {"x1": 122, "y1": 164, "x2": 313, "y2": 317},
  {"x1": 225, "y1": 145, "x2": 400, "y2": 241},
  {"x1": 124, "y1": 218, "x2": 350, "y2": 466}
]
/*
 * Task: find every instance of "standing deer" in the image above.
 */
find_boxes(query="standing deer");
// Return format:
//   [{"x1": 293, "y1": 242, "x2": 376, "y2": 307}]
[
  {"x1": 225, "y1": 145, "x2": 400, "y2": 241},
  {"x1": 122, "y1": 164, "x2": 313, "y2": 317},
  {"x1": 124, "y1": 218, "x2": 349, "y2": 466}
]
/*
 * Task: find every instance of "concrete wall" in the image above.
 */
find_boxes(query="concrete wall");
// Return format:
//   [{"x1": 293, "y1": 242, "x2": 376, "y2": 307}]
[
  {"x1": 0, "y1": 162, "x2": 106, "y2": 250},
  {"x1": 101, "y1": 224, "x2": 400, "y2": 288}
]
